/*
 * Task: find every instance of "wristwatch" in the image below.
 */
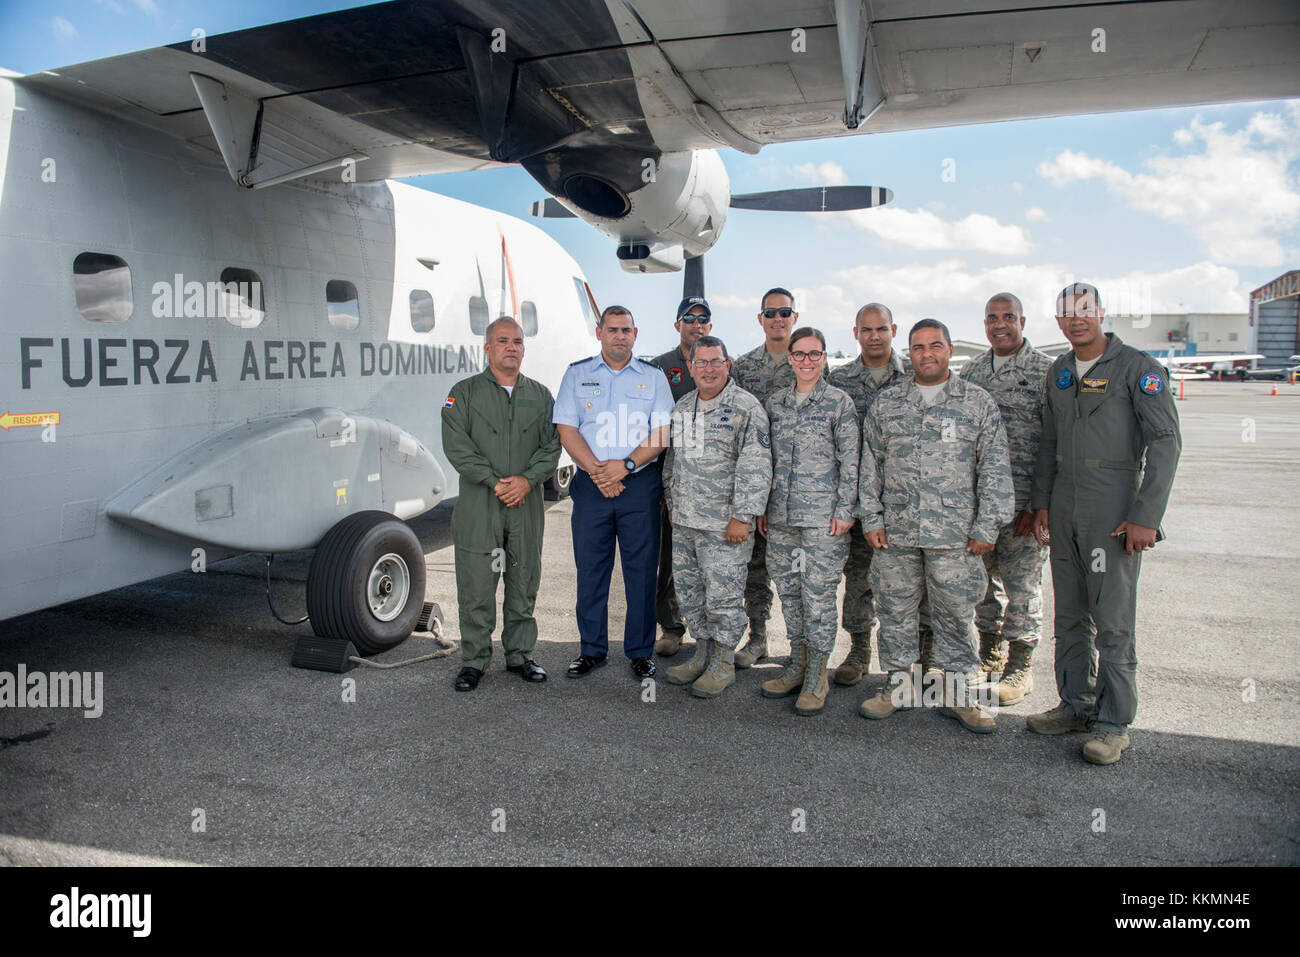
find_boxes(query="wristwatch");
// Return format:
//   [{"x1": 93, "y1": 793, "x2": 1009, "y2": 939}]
[{"x1": 623, "y1": 457, "x2": 637, "y2": 472}]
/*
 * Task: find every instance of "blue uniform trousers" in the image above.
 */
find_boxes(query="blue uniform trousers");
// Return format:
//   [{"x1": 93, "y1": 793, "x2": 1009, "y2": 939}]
[{"x1": 570, "y1": 466, "x2": 661, "y2": 660}]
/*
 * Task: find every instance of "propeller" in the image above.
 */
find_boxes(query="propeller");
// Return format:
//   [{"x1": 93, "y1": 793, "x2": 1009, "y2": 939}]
[{"x1": 729, "y1": 185, "x2": 892, "y2": 212}]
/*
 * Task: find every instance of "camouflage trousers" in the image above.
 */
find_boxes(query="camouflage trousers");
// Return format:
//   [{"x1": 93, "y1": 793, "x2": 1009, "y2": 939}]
[
  {"x1": 976, "y1": 522, "x2": 1048, "y2": 645},
  {"x1": 767, "y1": 524, "x2": 851, "y2": 654},
  {"x1": 840, "y1": 519, "x2": 879, "y2": 633},
  {"x1": 869, "y1": 546, "x2": 986, "y2": 674},
  {"x1": 673, "y1": 524, "x2": 754, "y2": 649},
  {"x1": 743, "y1": 529, "x2": 774, "y2": 622}
]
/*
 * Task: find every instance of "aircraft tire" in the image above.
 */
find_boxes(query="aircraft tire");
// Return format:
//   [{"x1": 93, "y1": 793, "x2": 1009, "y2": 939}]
[
  {"x1": 544, "y1": 464, "x2": 575, "y2": 500},
  {"x1": 306, "y1": 511, "x2": 426, "y2": 654}
]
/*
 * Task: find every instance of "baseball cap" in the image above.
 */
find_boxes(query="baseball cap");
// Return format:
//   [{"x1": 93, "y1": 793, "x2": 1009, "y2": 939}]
[{"x1": 676, "y1": 296, "x2": 711, "y2": 319}]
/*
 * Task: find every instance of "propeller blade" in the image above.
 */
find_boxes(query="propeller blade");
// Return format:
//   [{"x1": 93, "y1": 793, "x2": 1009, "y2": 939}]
[
  {"x1": 683, "y1": 256, "x2": 705, "y2": 300},
  {"x1": 729, "y1": 185, "x2": 892, "y2": 212},
  {"x1": 528, "y1": 198, "x2": 577, "y2": 218}
]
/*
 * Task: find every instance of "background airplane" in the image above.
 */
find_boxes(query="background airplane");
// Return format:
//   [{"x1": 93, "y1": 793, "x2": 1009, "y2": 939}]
[{"x1": 2, "y1": 0, "x2": 1297, "y2": 653}]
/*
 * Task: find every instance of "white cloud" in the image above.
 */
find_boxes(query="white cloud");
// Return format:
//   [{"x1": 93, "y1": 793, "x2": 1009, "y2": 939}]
[
  {"x1": 1037, "y1": 107, "x2": 1300, "y2": 266},
  {"x1": 784, "y1": 160, "x2": 1032, "y2": 254},
  {"x1": 789, "y1": 161, "x2": 849, "y2": 187},
  {"x1": 51, "y1": 16, "x2": 78, "y2": 37},
  {"x1": 843, "y1": 206, "x2": 1033, "y2": 255},
  {"x1": 133, "y1": 0, "x2": 161, "y2": 16},
  {"x1": 1025, "y1": 206, "x2": 1050, "y2": 222},
  {"x1": 93, "y1": 0, "x2": 126, "y2": 13},
  {"x1": 833, "y1": 259, "x2": 1251, "y2": 345}
]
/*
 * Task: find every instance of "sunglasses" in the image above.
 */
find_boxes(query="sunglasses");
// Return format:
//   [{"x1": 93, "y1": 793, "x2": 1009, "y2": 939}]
[
  {"x1": 678, "y1": 315, "x2": 711, "y2": 324},
  {"x1": 761, "y1": 308, "x2": 794, "y2": 319}
]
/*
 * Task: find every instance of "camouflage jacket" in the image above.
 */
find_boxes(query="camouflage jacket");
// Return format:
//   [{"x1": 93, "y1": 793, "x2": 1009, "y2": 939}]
[
  {"x1": 649, "y1": 344, "x2": 697, "y2": 402},
  {"x1": 731, "y1": 343, "x2": 797, "y2": 405},
  {"x1": 827, "y1": 350, "x2": 910, "y2": 423},
  {"x1": 663, "y1": 378, "x2": 772, "y2": 531},
  {"x1": 764, "y1": 379, "x2": 860, "y2": 527},
  {"x1": 958, "y1": 338, "x2": 1052, "y2": 513},
  {"x1": 859, "y1": 375, "x2": 1014, "y2": 548}
]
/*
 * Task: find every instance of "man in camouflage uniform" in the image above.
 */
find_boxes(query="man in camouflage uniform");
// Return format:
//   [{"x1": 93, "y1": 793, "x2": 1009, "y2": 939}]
[
  {"x1": 649, "y1": 296, "x2": 714, "y2": 657},
  {"x1": 858, "y1": 319, "x2": 1014, "y2": 734},
  {"x1": 662, "y1": 336, "x2": 773, "y2": 699},
  {"x1": 759, "y1": 327, "x2": 859, "y2": 716},
  {"x1": 729, "y1": 287, "x2": 799, "y2": 668},
  {"x1": 827, "y1": 302, "x2": 910, "y2": 685},
  {"x1": 959, "y1": 292, "x2": 1053, "y2": 705}
]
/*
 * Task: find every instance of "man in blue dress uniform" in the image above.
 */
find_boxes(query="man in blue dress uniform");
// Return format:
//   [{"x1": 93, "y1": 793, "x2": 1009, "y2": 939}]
[{"x1": 553, "y1": 305, "x2": 675, "y2": 679}]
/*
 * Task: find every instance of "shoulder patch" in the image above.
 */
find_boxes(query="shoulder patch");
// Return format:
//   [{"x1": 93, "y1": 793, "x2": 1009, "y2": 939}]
[
  {"x1": 1140, "y1": 371, "x2": 1164, "y2": 395},
  {"x1": 442, "y1": 396, "x2": 455, "y2": 408},
  {"x1": 1056, "y1": 368, "x2": 1074, "y2": 389}
]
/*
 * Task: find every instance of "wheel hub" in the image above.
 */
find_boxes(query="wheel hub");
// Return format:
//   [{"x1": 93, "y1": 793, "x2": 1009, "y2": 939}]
[{"x1": 367, "y1": 553, "x2": 410, "y2": 622}]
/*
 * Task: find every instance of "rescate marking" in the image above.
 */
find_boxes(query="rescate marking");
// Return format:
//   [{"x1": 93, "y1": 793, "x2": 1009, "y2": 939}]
[{"x1": 0, "y1": 411, "x2": 60, "y2": 431}]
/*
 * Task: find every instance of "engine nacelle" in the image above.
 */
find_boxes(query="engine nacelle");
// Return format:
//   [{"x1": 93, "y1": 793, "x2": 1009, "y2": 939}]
[{"x1": 524, "y1": 148, "x2": 730, "y2": 270}]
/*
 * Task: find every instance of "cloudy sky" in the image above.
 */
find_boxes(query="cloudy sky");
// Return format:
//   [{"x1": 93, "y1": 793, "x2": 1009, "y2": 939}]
[{"x1": 4, "y1": 0, "x2": 1297, "y2": 356}]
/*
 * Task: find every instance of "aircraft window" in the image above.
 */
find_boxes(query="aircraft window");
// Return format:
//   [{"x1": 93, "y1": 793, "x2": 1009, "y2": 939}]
[
  {"x1": 520, "y1": 300, "x2": 538, "y2": 336},
  {"x1": 410, "y1": 289, "x2": 435, "y2": 333},
  {"x1": 572, "y1": 277, "x2": 597, "y2": 336},
  {"x1": 1229, "y1": 333, "x2": 1239, "y2": 342},
  {"x1": 1197, "y1": 331, "x2": 1209, "y2": 342},
  {"x1": 219, "y1": 267, "x2": 265, "y2": 329},
  {"x1": 326, "y1": 279, "x2": 360, "y2": 331},
  {"x1": 468, "y1": 296, "x2": 489, "y2": 335},
  {"x1": 73, "y1": 252, "x2": 132, "y2": 323}
]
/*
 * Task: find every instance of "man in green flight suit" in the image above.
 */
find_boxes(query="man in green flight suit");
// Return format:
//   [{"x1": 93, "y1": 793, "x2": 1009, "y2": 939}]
[
  {"x1": 441, "y1": 317, "x2": 562, "y2": 692},
  {"x1": 1029, "y1": 283, "x2": 1182, "y2": 765}
]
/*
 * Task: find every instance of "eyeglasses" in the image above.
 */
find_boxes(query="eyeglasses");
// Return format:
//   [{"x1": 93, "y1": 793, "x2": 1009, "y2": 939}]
[
  {"x1": 761, "y1": 308, "x2": 794, "y2": 319},
  {"x1": 678, "y1": 315, "x2": 710, "y2": 324},
  {"x1": 690, "y1": 358, "x2": 728, "y2": 368},
  {"x1": 791, "y1": 350, "x2": 824, "y2": 362}
]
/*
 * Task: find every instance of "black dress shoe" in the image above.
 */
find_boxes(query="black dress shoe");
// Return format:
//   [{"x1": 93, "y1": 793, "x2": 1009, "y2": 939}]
[
  {"x1": 454, "y1": 667, "x2": 483, "y2": 692},
  {"x1": 631, "y1": 657, "x2": 656, "y2": 679},
  {"x1": 506, "y1": 658, "x2": 547, "y2": 683},
  {"x1": 566, "y1": 654, "x2": 607, "y2": 678}
]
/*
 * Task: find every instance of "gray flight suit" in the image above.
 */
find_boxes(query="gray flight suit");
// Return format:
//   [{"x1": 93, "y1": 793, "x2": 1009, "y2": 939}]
[
  {"x1": 828, "y1": 351, "x2": 910, "y2": 634},
  {"x1": 441, "y1": 368, "x2": 562, "y2": 670},
  {"x1": 649, "y1": 344, "x2": 698, "y2": 639},
  {"x1": 764, "y1": 380, "x2": 860, "y2": 653},
  {"x1": 730, "y1": 344, "x2": 799, "y2": 625},
  {"x1": 1032, "y1": 333, "x2": 1181, "y2": 734},
  {"x1": 959, "y1": 339, "x2": 1053, "y2": 645},
  {"x1": 860, "y1": 376, "x2": 1014, "y2": 676},
  {"x1": 663, "y1": 378, "x2": 773, "y2": 649}
]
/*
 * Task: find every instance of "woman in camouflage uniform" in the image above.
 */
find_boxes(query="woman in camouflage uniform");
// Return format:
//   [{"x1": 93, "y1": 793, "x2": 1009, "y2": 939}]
[{"x1": 758, "y1": 328, "x2": 860, "y2": 715}]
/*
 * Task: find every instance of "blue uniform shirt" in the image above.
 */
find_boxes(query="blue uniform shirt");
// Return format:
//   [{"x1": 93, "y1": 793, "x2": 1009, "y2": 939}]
[{"x1": 553, "y1": 354, "x2": 674, "y2": 472}]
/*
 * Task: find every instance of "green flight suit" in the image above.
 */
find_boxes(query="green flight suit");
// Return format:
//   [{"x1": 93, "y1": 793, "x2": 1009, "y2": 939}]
[
  {"x1": 1032, "y1": 333, "x2": 1181, "y2": 734},
  {"x1": 441, "y1": 368, "x2": 561, "y2": 670}
]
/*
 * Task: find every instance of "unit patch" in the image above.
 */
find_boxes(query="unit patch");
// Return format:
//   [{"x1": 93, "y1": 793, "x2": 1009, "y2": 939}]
[{"x1": 1140, "y1": 372, "x2": 1164, "y2": 395}]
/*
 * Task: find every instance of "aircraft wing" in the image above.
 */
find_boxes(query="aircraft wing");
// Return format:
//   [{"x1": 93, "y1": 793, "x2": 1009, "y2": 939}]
[
  {"x1": 17, "y1": 0, "x2": 1300, "y2": 187},
  {"x1": 1161, "y1": 353, "x2": 1265, "y2": 364}
]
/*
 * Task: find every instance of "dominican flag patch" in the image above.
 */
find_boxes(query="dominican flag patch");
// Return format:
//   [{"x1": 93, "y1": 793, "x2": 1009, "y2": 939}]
[
  {"x1": 443, "y1": 397, "x2": 455, "y2": 407},
  {"x1": 1140, "y1": 373, "x2": 1163, "y2": 395}
]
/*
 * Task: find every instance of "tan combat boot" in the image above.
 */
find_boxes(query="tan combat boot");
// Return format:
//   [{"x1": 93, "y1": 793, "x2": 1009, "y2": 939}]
[
  {"x1": 654, "y1": 630, "x2": 685, "y2": 657},
  {"x1": 665, "y1": 639, "x2": 712, "y2": 685},
  {"x1": 734, "y1": 618, "x2": 768, "y2": 669},
  {"x1": 691, "y1": 644, "x2": 736, "y2": 698},
  {"x1": 761, "y1": 641, "x2": 806, "y2": 698},
  {"x1": 859, "y1": 669, "x2": 916, "y2": 720},
  {"x1": 794, "y1": 648, "x2": 830, "y2": 716},
  {"x1": 1025, "y1": 702, "x2": 1089, "y2": 735},
  {"x1": 833, "y1": 631, "x2": 873, "y2": 686},
  {"x1": 978, "y1": 632, "x2": 1007, "y2": 675},
  {"x1": 1082, "y1": 731, "x2": 1131, "y2": 765},
  {"x1": 938, "y1": 673, "x2": 996, "y2": 734},
  {"x1": 995, "y1": 640, "x2": 1034, "y2": 705}
]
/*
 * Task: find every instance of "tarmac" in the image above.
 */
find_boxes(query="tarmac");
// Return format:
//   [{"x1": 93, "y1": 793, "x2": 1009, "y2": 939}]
[{"x1": 1, "y1": 382, "x2": 1297, "y2": 866}]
